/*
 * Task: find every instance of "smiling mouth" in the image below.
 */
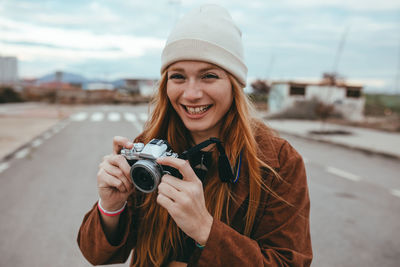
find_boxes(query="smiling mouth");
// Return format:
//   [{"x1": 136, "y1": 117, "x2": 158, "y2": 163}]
[{"x1": 183, "y1": 105, "x2": 212, "y2": 115}]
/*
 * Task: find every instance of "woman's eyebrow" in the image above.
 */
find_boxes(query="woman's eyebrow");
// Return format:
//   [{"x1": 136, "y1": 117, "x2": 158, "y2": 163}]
[
  {"x1": 168, "y1": 67, "x2": 185, "y2": 72},
  {"x1": 199, "y1": 67, "x2": 220, "y2": 73}
]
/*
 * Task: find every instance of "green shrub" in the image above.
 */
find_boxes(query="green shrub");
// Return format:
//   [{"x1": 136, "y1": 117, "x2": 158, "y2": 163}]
[
  {"x1": 0, "y1": 87, "x2": 24, "y2": 103},
  {"x1": 365, "y1": 94, "x2": 400, "y2": 116},
  {"x1": 247, "y1": 93, "x2": 268, "y2": 103}
]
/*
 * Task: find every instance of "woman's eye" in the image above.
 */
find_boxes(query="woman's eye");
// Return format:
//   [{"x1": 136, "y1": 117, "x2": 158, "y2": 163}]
[
  {"x1": 202, "y1": 73, "x2": 219, "y2": 79},
  {"x1": 169, "y1": 74, "x2": 185, "y2": 80}
]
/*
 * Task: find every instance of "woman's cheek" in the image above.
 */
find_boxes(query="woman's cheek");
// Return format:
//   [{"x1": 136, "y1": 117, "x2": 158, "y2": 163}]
[{"x1": 166, "y1": 86, "x2": 180, "y2": 105}]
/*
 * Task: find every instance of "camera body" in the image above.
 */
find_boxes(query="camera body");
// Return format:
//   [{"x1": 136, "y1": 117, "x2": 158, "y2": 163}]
[{"x1": 121, "y1": 139, "x2": 181, "y2": 193}]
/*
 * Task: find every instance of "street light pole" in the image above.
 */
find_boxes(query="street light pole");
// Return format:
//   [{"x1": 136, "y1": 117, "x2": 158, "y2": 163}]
[{"x1": 395, "y1": 37, "x2": 400, "y2": 95}]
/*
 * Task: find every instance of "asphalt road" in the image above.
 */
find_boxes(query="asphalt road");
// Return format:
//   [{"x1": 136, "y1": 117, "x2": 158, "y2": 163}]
[
  {"x1": 281, "y1": 134, "x2": 400, "y2": 267},
  {"x1": 0, "y1": 104, "x2": 399, "y2": 267}
]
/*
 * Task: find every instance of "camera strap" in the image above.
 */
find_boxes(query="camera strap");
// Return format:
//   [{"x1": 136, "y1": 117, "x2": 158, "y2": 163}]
[{"x1": 180, "y1": 138, "x2": 240, "y2": 183}]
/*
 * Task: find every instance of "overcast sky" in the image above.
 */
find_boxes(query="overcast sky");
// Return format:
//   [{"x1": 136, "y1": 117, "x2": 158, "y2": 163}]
[{"x1": 0, "y1": 0, "x2": 399, "y2": 93}]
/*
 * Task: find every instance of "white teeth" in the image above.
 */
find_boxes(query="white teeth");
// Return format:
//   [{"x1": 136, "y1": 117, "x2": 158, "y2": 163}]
[{"x1": 186, "y1": 105, "x2": 209, "y2": 114}]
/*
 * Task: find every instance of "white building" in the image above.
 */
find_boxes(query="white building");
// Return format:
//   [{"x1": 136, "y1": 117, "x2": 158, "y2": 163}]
[
  {"x1": 268, "y1": 81, "x2": 365, "y2": 121},
  {"x1": 119, "y1": 79, "x2": 157, "y2": 96},
  {"x1": 85, "y1": 82, "x2": 115, "y2": 90},
  {"x1": 0, "y1": 56, "x2": 18, "y2": 85}
]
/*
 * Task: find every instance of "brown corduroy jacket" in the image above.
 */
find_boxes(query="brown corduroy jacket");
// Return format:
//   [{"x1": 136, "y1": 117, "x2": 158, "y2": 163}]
[{"x1": 77, "y1": 122, "x2": 313, "y2": 266}]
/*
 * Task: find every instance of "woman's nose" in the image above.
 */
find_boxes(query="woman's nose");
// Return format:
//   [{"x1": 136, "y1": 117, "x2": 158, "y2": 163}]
[{"x1": 182, "y1": 79, "x2": 203, "y2": 100}]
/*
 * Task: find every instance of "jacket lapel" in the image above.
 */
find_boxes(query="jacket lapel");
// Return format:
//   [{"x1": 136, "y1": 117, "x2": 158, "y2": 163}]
[{"x1": 228, "y1": 125, "x2": 281, "y2": 220}]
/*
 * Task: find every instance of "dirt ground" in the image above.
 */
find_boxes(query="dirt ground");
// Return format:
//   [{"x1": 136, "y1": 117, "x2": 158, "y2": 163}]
[
  {"x1": 0, "y1": 103, "x2": 82, "y2": 160},
  {"x1": 327, "y1": 114, "x2": 400, "y2": 133}
]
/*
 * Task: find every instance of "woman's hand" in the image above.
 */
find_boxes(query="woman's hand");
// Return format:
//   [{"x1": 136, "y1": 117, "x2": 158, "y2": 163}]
[
  {"x1": 156, "y1": 157, "x2": 213, "y2": 246},
  {"x1": 97, "y1": 136, "x2": 134, "y2": 211}
]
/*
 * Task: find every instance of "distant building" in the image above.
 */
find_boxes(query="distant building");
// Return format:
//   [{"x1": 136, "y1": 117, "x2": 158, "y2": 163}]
[
  {"x1": 38, "y1": 81, "x2": 82, "y2": 91},
  {"x1": 0, "y1": 56, "x2": 18, "y2": 85},
  {"x1": 86, "y1": 89, "x2": 116, "y2": 103},
  {"x1": 23, "y1": 81, "x2": 84, "y2": 103},
  {"x1": 84, "y1": 82, "x2": 114, "y2": 91},
  {"x1": 118, "y1": 79, "x2": 158, "y2": 96},
  {"x1": 20, "y1": 78, "x2": 38, "y2": 87},
  {"x1": 268, "y1": 80, "x2": 365, "y2": 121}
]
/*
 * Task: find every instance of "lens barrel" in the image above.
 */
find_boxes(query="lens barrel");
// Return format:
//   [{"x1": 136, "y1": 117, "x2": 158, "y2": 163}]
[{"x1": 130, "y1": 159, "x2": 163, "y2": 193}]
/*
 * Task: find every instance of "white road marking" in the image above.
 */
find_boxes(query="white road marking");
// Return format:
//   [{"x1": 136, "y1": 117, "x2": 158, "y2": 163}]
[
  {"x1": 133, "y1": 122, "x2": 143, "y2": 132},
  {"x1": 52, "y1": 127, "x2": 61, "y2": 134},
  {"x1": 53, "y1": 122, "x2": 67, "y2": 132},
  {"x1": 124, "y1": 113, "x2": 137, "y2": 122},
  {"x1": 70, "y1": 112, "x2": 88, "y2": 121},
  {"x1": 326, "y1": 166, "x2": 361, "y2": 182},
  {"x1": 15, "y1": 148, "x2": 30, "y2": 159},
  {"x1": 43, "y1": 132, "x2": 52, "y2": 140},
  {"x1": 390, "y1": 189, "x2": 400, "y2": 198},
  {"x1": 0, "y1": 162, "x2": 10, "y2": 173},
  {"x1": 91, "y1": 112, "x2": 104, "y2": 122},
  {"x1": 139, "y1": 113, "x2": 148, "y2": 121},
  {"x1": 31, "y1": 139, "x2": 43, "y2": 147},
  {"x1": 52, "y1": 122, "x2": 67, "y2": 133},
  {"x1": 108, "y1": 112, "x2": 121, "y2": 122},
  {"x1": 59, "y1": 121, "x2": 69, "y2": 128}
]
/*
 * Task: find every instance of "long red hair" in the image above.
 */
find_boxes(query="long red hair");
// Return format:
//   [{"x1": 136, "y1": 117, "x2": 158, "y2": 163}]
[{"x1": 131, "y1": 70, "x2": 276, "y2": 266}]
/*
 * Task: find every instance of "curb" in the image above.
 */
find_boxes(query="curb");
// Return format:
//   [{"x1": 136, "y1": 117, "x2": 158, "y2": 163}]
[
  {"x1": 0, "y1": 118, "x2": 68, "y2": 163},
  {"x1": 275, "y1": 130, "x2": 400, "y2": 161}
]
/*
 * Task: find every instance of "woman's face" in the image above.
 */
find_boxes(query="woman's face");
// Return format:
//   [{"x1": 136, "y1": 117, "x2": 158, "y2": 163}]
[{"x1": 166, "y1": 61, "x2": 233, "y2": 143}]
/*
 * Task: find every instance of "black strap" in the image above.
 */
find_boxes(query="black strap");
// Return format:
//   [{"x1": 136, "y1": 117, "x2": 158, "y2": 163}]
[
  {"x1": 179, "y1": 138, "x2": 234, "y2": 183},
  {"x1": 179, "y1": 138, "x2": 218, "y2": 160}
]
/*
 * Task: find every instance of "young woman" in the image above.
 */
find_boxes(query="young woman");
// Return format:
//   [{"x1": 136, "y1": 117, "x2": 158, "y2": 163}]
[{"x1": 78, "y1": 4, "x2": 312, "y2": 267}]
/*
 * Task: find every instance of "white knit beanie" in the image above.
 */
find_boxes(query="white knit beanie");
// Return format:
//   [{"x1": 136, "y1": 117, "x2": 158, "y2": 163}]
[{"x1": 161, "y1": 4, "x2": 247, "y2": 87}]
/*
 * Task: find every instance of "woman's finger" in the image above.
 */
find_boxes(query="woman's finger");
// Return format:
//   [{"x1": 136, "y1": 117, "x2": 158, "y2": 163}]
[
  {"x1": 107, "y1": 154, "x2": 132, "y2": 179},
  {"x1": 113, "y1": 136, "x2": 133, "y2": 155},
  {"x1": 156, "y1": 192, "x2": 175, "y2": 210},
  {"x1": 158, "y1": 180, "x2": 181, "y2": 200},
  {"x1": 161, "y1": 174, "x2": 185, "y2": 191},
  {"x1": 98, "y1": 168, "x2": 127, "y2": 193},
  {"x1": 102, "y1": 162, "x2": 133, "y2": 193},
  {"x1": 157, "y1": 157, "x2": 199, "y2": 183}
]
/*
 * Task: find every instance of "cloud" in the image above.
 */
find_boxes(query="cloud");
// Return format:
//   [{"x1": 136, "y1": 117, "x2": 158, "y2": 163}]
[
  {"x1": 0, "y1": 0, "x2": 398, "y2": 92},
  {"x1": 0, "y1": 17, "x2": 164, "y2": 61},
  {"x1": 276, "y1": 0, "x2": 400, "y2": 11},
  {"x1": 180, "y1": 0, "x2": 400, "y2": 11},
  {"x1": 88, "y1": 2, "x2": 120, "y2": 22},
  {"x1": 0, "y1": 0, "x2": 173, "y2": 37}
]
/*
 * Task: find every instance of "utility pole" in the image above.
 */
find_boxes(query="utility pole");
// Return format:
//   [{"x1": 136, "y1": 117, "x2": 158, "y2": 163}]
[
  {"x1": 395, "y1": 36, "x2": 400, "y2": 95},
  {"x1": 332, "y1": 26, "x2": 350, "y2": 77}
]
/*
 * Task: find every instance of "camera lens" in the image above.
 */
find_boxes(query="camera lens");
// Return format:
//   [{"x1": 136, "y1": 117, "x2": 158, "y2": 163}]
[
  {"x1": 130, "y1": 160, "x2": 162, "y2": 193},
  {"x1": 132, "y1": 167, "x2": 154, "y2": 191}
]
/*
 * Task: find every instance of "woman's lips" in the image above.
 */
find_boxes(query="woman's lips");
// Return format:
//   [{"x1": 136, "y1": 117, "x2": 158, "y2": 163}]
[{"x1": 182, "y1": 104, "x2": 212, "y2": 117}]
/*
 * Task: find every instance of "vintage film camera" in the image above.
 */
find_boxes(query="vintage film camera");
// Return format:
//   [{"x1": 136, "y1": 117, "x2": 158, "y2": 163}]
[{"x1": 120, "y1": 139, "x2": 181, "y2": 193}]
